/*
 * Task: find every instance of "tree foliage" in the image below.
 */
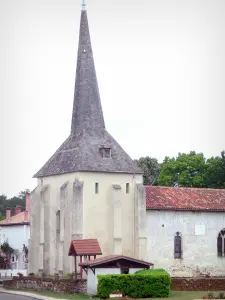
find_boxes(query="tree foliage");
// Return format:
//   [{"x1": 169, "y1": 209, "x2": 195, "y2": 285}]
[
  {"x1": 158, "y1": 151, "x2": 206, "y2": 187},
  {"x1": 0, "y1": 240, "x2": 15, "y2": 269},
  {"x1": 135, "y1": 150, "x2": 225, "y2": 189},
  {"x1": 135, "y1": 156, "x2": 160, "y2": 185},
  {"x1": 0, "y1": 189, "x2": 30, "y2": 218}
]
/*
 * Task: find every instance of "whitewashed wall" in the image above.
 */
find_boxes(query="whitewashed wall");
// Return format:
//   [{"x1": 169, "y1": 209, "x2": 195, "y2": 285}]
[
  {"x1": 30, "y1": 171, "x2": 144, "y2": 274},
  {"x1": 0, "y1": 225, "x2": 30, "y2": 250},
  {"x1": 146, "y1": 210, "x2": 225, "y2": 277},
  {"x1": 0, "y1": 224, "x2": 30, "y2": 270},
  {"x1": 87, "y1": 267, "x2": 143, "y2": 295}
]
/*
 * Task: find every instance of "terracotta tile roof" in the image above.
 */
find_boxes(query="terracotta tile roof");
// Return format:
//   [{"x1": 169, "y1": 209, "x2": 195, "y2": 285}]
[
  {"x1": 68, "y1": 239, "x2": 102, "y2": 256},
  {"x1": 0, "y1": 211, "x2": 30, "y2": 226},
  {"x1": 79, "y1": 254, "x2": 154, "y2": 268},
  {"x1": 146, "y1": 186, "x2": 225, "y2": 211}
]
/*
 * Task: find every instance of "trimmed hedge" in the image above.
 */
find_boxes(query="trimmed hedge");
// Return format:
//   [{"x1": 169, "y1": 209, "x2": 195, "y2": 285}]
[{"x1": 97, "y1": 269, "x2": 171, "y2": 298}]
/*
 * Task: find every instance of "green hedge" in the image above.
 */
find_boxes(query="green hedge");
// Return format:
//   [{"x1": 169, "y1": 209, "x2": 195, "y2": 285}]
[{"x1": 97, "y1": 269, "x2": 171, "y2": 298}]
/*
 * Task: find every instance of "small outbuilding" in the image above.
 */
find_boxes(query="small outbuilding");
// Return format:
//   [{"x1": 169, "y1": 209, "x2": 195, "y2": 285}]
[
  {"x1": 68, "y1": 239, "x2": 102, "y2": 279},
  {"x1": 79, "y1": 254, "x2": 154, "y2": 295}
]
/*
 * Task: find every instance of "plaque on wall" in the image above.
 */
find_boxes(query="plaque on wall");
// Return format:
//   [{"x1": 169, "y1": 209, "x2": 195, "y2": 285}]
[{"x1": 195, "y1": 224, "x2": 205, "y2": 235}]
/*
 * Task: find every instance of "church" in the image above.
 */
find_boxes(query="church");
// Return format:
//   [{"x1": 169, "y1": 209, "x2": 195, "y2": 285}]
[{"x1": 29, "y1": 2, "x2": 225, "y2": 277}]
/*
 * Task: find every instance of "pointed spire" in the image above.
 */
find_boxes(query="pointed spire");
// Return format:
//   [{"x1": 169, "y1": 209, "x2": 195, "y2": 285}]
[
  {"x1": 33, "y1": 2, "x2": 143, "y2": 178},
  {"x1": 71, "y1": 2, "x2": 105, "y2": 137}
]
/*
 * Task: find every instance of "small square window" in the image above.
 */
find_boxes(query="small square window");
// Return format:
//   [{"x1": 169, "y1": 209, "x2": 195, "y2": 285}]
[
  {"x1": 126, "y1": 183, "x2": 129, "y2": 194},
  {"x1": 99, "y1": 147, "x2": 112, "y2": 159},
  {"x1": 95, "y1": 183, "x2": 99, "y2": 194},
  {"x1": 104, "y1": 148, "x2": 111, "y2": 158}
]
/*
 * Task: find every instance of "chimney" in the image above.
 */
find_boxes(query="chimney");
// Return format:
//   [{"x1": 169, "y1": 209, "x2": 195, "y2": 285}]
[
  {"x1": 24, "y1": 211, "x2": 29, "y2": 222},
  {"x1": 14, "y1": 206, "x2": 22, "y2": 215},
  {"x1": 6, "y1": 208, "x2": 11, "y2": 220},
  {"x1": 26, "y1": 194, "x2": 30, "y2": 213}
]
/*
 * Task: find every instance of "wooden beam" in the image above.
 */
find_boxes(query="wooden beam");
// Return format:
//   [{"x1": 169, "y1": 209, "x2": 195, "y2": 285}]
[
  {"x1": 74, "y1": 256, "x2": 77, "y2": 279},
  {"x1": 80, "y1": 256, "x2": 83, "y2": 279}
]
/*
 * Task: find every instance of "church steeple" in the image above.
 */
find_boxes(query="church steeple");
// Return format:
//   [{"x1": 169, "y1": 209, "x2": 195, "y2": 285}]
[
  {"x1": 71, "y1": 2, "x2": 105, "y2": 137},
  {"x1": 34, "y1": 2, "x2": 142, "y2": 178}
]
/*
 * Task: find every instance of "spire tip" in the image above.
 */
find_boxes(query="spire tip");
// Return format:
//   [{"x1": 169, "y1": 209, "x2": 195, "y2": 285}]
[{"x1": 82, "y1": 0, "x2": 86, "y2": 11}]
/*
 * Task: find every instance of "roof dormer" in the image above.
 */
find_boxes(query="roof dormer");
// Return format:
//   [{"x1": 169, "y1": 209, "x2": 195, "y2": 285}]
[{"x1": 99, "y1": 146, "x2": 112, "y2": 159}]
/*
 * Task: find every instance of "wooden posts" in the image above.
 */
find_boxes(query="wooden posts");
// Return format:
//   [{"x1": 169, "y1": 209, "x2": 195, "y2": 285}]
[
  {"x1": 74, "y1": 256, "x2": 77, "y2": 279},
  {"x1": 80, "y1": 256, "x2": 82, "y2": 279}
]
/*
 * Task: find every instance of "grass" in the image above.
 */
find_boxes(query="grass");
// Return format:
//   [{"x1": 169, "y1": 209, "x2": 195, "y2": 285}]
[{"x1": 3, "y1": 289, "x2": 216, "y2": 300}]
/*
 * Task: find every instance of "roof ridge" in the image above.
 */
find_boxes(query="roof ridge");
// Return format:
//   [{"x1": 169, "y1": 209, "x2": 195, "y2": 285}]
[{"x1": 146, "y1": 186, "x2": 225, "y2": 192}]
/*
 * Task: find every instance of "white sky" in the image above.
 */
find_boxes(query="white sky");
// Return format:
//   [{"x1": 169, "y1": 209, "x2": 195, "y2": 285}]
[{"x1": 0, "y1": 0, "x2": 225, "y2": 197}]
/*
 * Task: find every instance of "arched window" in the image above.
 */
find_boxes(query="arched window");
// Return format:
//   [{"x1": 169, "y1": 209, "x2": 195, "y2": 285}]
[
  {"x1": 56, "y1": 210, "x2": 60, "y2": 233},
  {"x1": 217, "y1": 229, "x2": 225, "y2": 257},
  {"x1": 174, "y1": 232, "x2": 182, "y2": 259}
]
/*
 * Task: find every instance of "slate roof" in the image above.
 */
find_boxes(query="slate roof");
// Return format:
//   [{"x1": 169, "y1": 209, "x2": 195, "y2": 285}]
[
  {"x1": 79, "y1": 254, "x2": 154, "y2": 268},
  {"x1": 34, "y1": 8, "x2": 142, "y2": 178},
  {"x1": 68, "y1": 239, "x2": 102, "y2": 256},
  {"x1": 145, "y1": 186, "x2": 225, "y2": 211},
  {"x1": 0, "y1": 211, "x2": 30, "y2": 226}
]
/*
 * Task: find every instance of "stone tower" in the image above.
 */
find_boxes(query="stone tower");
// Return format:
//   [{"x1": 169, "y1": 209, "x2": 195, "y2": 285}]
[{"x1": 29, "y1": 2, "x2": 147, "y2": 275}]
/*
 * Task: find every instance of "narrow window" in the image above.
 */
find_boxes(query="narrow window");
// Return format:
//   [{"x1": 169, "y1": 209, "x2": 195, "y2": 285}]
[
  {"x1": 174, "y1": 232, "x2": 182, "y2": 259},
  {"x1": 217, "y1": 229, "x2": 225, "y2": 257},
  {"x1": 126, "y1": 183, "x2": 129, "y2": 194},
  {"x1": 218, "y1": 233, "x2": 222, "y2": 257},
  {"x1": 95, "y1": 183, "x2": 99, "y2": 194},
  {"x1": 56, "y1": 210, "x2": 60, "y2": 233}
]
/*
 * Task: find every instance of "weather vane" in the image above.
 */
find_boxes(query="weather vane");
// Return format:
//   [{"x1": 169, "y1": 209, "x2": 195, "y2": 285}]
[{"x1": 82, "y1": 0, "x2": 86, "y2": 10}]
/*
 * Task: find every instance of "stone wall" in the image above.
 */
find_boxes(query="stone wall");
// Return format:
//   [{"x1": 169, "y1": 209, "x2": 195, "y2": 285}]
[
  {"x1": 171, "y1": 277, "x2": 225, "y2": 291},
  {"x1": 147, "y1": 210, "x2": 225, "y2": 277},
  {"x1": 3, "y1": 277, "x2": 87, "y2": 294}
]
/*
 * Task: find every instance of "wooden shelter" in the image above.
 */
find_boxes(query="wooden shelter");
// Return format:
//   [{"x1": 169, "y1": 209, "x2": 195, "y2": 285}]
[{"x1": 68, "y1": 239, "x2": 102, "y2": 279}]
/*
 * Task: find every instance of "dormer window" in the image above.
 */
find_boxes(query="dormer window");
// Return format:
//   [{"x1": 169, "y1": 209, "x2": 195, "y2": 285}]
[{"x1": 100, "y1": 147, "x2": 112, "y2": 159}]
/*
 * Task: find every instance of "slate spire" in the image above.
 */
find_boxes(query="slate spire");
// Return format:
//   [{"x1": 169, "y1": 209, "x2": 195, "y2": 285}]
[
  {"x1": 33, "y1": 2, "x2": 142, "y2": 178},
  {"x1": 71, "y1": 3, "x2": 105, "y2": 137}
]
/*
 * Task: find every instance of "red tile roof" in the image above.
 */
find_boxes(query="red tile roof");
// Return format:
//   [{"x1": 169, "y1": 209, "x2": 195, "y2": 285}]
[
  {"x1": 68, "y1": 239, "x2": 102, "y2": 256},
  {"x1": 0, "y1": 211, "x2": 30, "y2": 226},
  {"x1": 146, "y1": 186, "x2": 225, "y2": 211},
  {"x1": 79, "y1": 254, "x2": 154, "y2": 268}
]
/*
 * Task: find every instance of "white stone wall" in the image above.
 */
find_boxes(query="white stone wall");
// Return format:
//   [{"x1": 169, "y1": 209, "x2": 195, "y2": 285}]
[
  {"x1": 29, "y1": 172, "x2": 146, "y2": 274},
  {"x1": 87, "y1": 267, "x2": 144, "y2": 295},
  {"x1": 146, "y1": 210, "x2": 225, "y2": 277}
]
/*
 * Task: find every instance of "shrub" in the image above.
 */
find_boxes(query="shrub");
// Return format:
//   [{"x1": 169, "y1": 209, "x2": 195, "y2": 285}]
[
  {"x1": 135, "y1": 268, "x2": 167, "y2": 275},
  {"x1": 97, "y1": 269, "x2": 171, "y2": 298}
]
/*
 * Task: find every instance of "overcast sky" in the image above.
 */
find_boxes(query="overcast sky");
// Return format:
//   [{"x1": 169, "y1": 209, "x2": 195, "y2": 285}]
[{"x1": 1, "y1": 0, "x2": 225, "y2": 197}]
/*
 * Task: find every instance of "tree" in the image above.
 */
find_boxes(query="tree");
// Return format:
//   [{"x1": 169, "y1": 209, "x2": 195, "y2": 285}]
[
  {"x1": 203, "y1": 151, "x2": 225, "y2": 189},
  {"x1": 157, "y1": 151, "x2": 206, "y2": 187},
  {"x1": 0, "y1": 240, "x2": 14, "y2": 269},
  {"x1": 0, "y1": 190, "x2": 30, "y2": 217},
  {"x1": 135, "y1": 157, "x2": 160, "y2": 185},
  {"x1": 18, "y1": 190, "x2": 30, "y2": 201}
]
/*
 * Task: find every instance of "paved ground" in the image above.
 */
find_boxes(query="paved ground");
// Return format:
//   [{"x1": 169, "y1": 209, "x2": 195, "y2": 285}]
[{"x1": 0, "y1": 293, "x2": 36, "y2": 299}]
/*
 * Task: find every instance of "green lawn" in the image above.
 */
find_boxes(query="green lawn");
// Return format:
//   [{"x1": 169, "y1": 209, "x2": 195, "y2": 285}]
[{"x1": 3, "y1": 290, "x2": 215, "y2": 300}]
